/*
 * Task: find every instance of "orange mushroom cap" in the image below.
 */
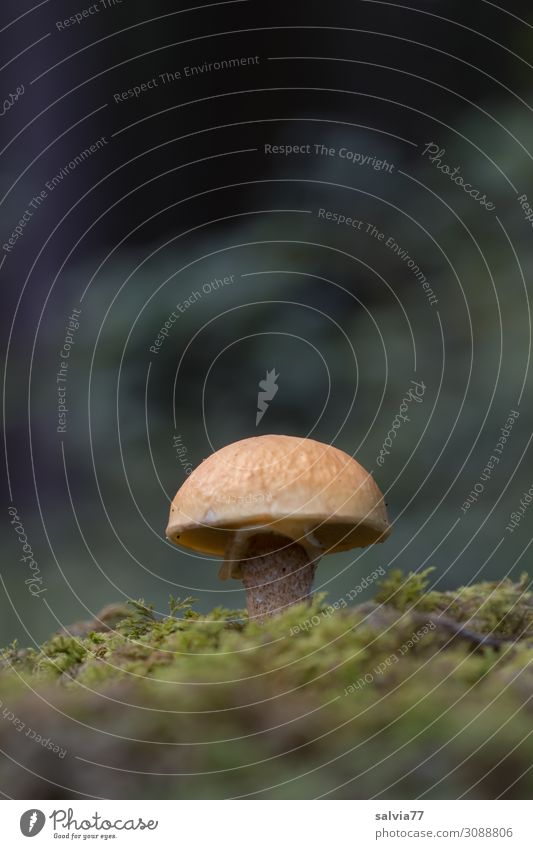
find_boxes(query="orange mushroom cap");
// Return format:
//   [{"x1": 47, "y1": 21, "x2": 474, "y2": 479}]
[{"x1": 166, "y1": 434, "x2": 390, "y2": 559}]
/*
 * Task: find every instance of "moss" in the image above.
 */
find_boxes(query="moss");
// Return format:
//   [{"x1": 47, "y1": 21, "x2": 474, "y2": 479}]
[
  {"x1": 1, "y1": 574, "x2": 533, "y2": 799},
  {"x1": 374, "y1": 566, "x2": 437, "y2": 609},
  {"x1": 420, "y1": 575, "x2": 533, "y2": 639},
  {"x1": 374, "y1": 569, "x2": 533, "y2": 640},
  {"x1": 34, "y1": 635, "x2": 87, "y2": 678}
]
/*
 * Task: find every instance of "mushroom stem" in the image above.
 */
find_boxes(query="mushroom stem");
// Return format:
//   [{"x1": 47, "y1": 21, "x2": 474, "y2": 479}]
[{"x1": 231, "y1": 533, "x2": 319, "y2": 622}]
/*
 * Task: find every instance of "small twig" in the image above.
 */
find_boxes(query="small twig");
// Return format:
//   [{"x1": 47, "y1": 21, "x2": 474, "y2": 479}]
[{"x1": 414, "y1": 611, "x2": 525, "y2": 649}]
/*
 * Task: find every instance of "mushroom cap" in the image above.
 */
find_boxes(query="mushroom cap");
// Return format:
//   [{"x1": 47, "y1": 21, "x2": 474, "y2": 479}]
[{"x1": 166, "y1": 434, "x2": 390, "y2": 557}]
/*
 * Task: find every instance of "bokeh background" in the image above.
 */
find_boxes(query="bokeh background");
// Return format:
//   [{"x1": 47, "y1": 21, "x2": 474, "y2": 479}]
[{"x1": 2, "y1": 0, "x2": 533, "y2": 647}]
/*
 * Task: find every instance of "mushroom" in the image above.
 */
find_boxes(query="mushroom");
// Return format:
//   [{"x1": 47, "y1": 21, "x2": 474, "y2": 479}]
[{"x1": 166, "y1": 435, "x2": 390, "y2": 622}]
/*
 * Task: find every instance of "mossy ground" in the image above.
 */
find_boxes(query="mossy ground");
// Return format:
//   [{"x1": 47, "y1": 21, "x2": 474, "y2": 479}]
[{"x1": 1, "y1": 570, "x2": 533, "y2": 799}]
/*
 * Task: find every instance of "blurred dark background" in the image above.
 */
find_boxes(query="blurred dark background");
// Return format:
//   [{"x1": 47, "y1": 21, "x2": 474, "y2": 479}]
[{"x1": 2, "y1": 0, "x2": 533, "y2": 644}]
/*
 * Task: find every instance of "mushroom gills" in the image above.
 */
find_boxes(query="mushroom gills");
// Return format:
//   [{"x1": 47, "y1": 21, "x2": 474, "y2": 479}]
[{"x1": 218, "y1": 525, "x2": 324, "y2": 581}]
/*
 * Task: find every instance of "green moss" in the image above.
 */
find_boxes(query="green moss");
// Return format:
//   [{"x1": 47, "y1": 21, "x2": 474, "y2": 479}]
[
  {"x1": 34, "y1": 635, "x2": 87, "y2": 678},
  {"x1": 374, "y1": 569, "x2": 533, "y2": 639},
  {"x1": 421, "y1": 575, "x2": 533, "y2": 639},
  {"x1": 374, "y1": 566, "x2": 437, "y2": 609},
  {"x1": 1, "y1": 574, "x2": 533, "y2": 799}
]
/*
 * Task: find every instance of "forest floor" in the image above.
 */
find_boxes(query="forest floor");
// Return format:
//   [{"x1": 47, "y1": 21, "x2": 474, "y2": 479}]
[{"x1": 1, "y1": 568, "x2": 533, "y2": 799}]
